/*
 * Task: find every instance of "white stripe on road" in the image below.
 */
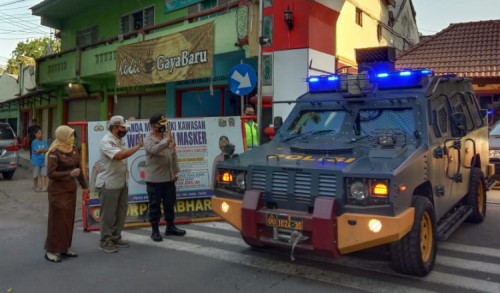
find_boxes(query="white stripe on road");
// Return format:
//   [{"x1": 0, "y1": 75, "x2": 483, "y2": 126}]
[
  {"x1": 120, "y1": 230, "x2": 436, "y2": 293},
  {"x1": 121, "y1": 227, "x2": 500, "y2": 293},
  {"x1": 191, "y1": 221, "x2": 239, "y2": 232},
  {"x1": 439, "y1": 242, "x2": 500, "y2": 259},
  {"x1": 187, "y1": 224, "x2": 500, "y2": 292},
  {"x1": 436, "y1": 255, "x2": 500, "y2": 275}
]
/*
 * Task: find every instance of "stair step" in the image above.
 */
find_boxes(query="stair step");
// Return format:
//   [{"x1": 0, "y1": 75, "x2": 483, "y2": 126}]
[{"x1": 437, "y1": 205, "x2": 472, "y2": 241}]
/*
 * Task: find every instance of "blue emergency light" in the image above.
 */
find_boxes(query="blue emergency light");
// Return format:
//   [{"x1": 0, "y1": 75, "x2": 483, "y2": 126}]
[
  {"x1": 375, "y1": 69, "x2": 433, "y2": 89},
  {"x1": 307, "y1": 75, "x2": 341, "y2": 92}
]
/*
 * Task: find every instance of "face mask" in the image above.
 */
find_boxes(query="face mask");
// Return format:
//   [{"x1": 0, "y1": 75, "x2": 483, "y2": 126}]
[
  {"x1": 157, "y1": 125, "x2": 166, "y2": 133},
  {"x1": 117, "y1": 130, "x2": 128, "y2": 138},
  {"x1": 67, "y1": 136, "x2": 75, "y2": 145}
]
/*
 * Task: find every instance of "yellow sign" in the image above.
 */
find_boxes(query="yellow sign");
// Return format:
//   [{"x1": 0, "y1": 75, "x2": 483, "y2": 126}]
[{"x1": 116, "y1": 23, "x2": 214, "y2": 87}]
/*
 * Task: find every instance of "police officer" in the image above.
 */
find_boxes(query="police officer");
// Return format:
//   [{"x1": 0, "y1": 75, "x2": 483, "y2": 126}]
[
  {"x1": 144, "y1": 113, "x2": 186, "y2": 241},
  {"x1": 244, "y1": 104, "x2": 258, "y2": 150}
]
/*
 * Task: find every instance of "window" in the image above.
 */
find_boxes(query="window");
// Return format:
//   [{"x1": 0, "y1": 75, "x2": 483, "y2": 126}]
[
  {"x1": 437, "y1": 107, "x2": 448, "y2": 134},
  {"x1": 355, "y1": 8, "x2": 363, "y2": 26},
  {"x1": 188, "y1": 0, "x2": 237, "y2": 21},
  {"x1": 377, "y1": 24, "x2": 383, "y2": 41},
  {"x1": 120, "y1": 6, "x2": 155, "y2": 34},
  {"x1": 76, "y1": 26, "x2": 98, "y2": 47}
]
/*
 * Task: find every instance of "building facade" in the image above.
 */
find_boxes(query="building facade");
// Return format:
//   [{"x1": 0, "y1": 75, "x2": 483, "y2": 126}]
[{"x1": 0, "y1": 0, "x2": 419, "y2": 140}]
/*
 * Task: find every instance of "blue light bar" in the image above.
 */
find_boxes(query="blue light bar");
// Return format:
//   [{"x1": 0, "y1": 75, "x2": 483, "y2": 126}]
[
  {"x1": 374, "y1": 69, "x2": 433, "y2": 89},
  {"x1": 307, "y1": 75, "x2": 341, "y2": 92}
]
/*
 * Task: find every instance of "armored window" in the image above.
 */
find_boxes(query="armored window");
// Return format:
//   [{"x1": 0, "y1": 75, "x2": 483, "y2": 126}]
[
  {"x1": 286, "y1": 110, "x2": 347, "y2": 136},
  {"x1": 462, "y1": 92, "x2": 484, "y2": 128},
  {"x1": 452, "y1": 94, "x2": 473, "y2": 131},
  {"x1": 437, "y1": 107, "x2": 448, "y2": 134},
  {"x1": 358, "y1": 108, "x2": 414, "y2": 136}
]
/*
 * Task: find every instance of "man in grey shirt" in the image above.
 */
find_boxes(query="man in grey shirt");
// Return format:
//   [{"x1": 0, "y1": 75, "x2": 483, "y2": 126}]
[
  {"x1": 96, "y1": 115, "x2": 143, "y2": 253},
  {"x1": 144, "y1": 113, "x2": 185, "y2": 241}
]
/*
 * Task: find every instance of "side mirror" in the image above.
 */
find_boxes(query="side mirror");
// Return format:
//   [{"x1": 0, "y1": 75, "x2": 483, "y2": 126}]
[
  {"x1": 273, "y1": 116, "x2": 283, "y2": 131},
  {"x1": 450, "y1": 112, "x2": 467, "y2": 137}
]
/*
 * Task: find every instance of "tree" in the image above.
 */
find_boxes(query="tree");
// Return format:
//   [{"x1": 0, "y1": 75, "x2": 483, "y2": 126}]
[{"x1": 6, "y1": 37, "x2": 60, "y2": 75}]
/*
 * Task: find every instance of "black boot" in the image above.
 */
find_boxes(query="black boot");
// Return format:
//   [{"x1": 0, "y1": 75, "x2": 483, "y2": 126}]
[
  {"x1": 151, "y1": 223, "x2": 163, "y2": 242},
  {"x1": 165, "y1": 225, "x2": 186, "y2": 236}
]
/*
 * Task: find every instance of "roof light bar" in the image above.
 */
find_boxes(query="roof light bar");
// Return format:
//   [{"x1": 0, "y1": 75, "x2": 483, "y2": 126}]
[
  {"x1": 374, "y1": 69, "x2": 433, "y2": 89},
  {"x1": 307, "y1": 75, "x2": 341, "y2": 93}
]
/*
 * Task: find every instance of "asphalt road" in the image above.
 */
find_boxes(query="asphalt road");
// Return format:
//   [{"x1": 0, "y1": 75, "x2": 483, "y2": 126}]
[{"x1": 1, "y1": 156, "x2": 500, "y2": 293}]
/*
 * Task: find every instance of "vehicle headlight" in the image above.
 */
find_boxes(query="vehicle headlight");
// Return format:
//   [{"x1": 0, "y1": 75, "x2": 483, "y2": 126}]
[
  {"x1": 350, "y1": 181, "x2": 368, "y2": 200},
  {"x1": 236, "y1": 173, "x2": 246, "y2": 189},
  {"x1": 215, "y1": 169, "x2": 246, "y2": 192},
  {"x1": 490, "y1": 150, "x2": 500, "y2": 159},
  {"x1": 346, "y1": 178, "x2": 390, "y2": 205}
]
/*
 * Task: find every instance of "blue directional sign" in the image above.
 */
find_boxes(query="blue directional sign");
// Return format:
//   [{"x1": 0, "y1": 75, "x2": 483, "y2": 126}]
[{"x1": 228, "y1": 64, "x2": 257, "y2": 95}]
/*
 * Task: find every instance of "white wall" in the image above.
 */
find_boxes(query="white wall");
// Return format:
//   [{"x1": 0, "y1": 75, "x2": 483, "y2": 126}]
[
  {"x1": 0, "y1": 72, "x2": 18, "y2": 102},
  {"x1": 273, "y1": 49, "x2": 309, "y2": 120}
]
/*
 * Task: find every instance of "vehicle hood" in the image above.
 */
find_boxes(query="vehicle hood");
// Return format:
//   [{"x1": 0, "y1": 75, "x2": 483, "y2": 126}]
[{"x1": 221, "y1": 139, "x2": 417, "y2": 175}]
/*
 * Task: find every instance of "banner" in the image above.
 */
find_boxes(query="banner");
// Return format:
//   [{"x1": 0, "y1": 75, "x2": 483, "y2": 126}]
[
  {"x1": 116, "y1": 23, "x2": 214, "y2": 87},
  {"x1": 164, "y1": 0, "x2": 203, "y2": 13},
  {"x1": 86, "y1": 116, "x2": 243, "y2": 227}
]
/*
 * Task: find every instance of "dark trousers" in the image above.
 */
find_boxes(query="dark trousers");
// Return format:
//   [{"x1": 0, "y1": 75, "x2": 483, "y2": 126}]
[{"x1": 146, "y1": 181, "x2": 176, "y2": 226}]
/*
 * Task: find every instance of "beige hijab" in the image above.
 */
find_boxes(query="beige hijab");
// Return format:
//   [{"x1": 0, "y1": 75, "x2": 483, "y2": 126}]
[{"x1": 45, "y1": 125, "x2": 75, "y2": 163}]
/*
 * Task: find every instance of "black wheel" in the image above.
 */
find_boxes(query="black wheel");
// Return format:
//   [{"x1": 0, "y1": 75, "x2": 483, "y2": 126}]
[
  {"x1": 2, "y1": 171, "x2": 14, "y2": 180},
  {"x1": 391, "y1": 196, "x2": 437, "y2": 276},
  {"x1": 466, "y1": 167, "x2": 487, "y2": 223}
]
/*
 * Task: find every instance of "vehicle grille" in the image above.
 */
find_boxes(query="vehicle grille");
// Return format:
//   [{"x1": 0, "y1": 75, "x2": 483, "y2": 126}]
[
  {"x1": 251, "y1": 169, "x2": 266, "y2": 190},
  {"x1": 318, "y1": 174, "x2": 337, "y2": 196},
  {"x1": 250, "y1": 169, "x2": 337, "y2": 202},
  {"x1": 294, "y1": 173, "x2": 312, "y2": 203}
]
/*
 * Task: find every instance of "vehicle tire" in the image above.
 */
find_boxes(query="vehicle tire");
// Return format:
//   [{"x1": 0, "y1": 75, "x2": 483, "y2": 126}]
[
  {"x1": 465, "y1": 167, "x2": 487, "y2": 223},
  {"x1": 2, "y1": 171, "x2": 14, "y2": 180},
  {"x1": 390, "y1": 196, "x2": 437, "y2": 276}
]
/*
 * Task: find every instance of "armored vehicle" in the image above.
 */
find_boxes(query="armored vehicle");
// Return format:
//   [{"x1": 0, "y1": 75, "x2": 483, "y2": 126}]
[{"x1": 211, "y1": 55, "x2": 493, "y2": 276}]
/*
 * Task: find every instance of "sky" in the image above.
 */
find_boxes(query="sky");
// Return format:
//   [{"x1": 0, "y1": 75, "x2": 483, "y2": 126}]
[{"x1": 0, "y1": 0, "x2": 499, "y2": 67}]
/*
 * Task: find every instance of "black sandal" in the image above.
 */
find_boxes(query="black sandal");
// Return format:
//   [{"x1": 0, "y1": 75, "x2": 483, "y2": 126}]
[{"x1": 45, "y1": 252, "x2": 62, "y2": 262}]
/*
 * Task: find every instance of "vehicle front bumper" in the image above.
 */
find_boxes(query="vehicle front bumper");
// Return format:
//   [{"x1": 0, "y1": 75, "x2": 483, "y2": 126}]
[{"x1": 211, "y1": 191, "x2": 415, "y2": 256}]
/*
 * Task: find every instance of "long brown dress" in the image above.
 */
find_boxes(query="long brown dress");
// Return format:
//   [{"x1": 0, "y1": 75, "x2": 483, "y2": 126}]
[{"x1": 46, "y1": 149, "x2": 87, "y2": 253}]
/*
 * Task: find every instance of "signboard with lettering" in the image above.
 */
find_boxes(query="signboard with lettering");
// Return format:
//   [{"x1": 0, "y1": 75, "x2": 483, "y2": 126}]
[
  {"x1": 85, "y1": 116, "x2": 244, "y2": 229},
  {"x1": 116, "y1": 23, "x2": 214, "y2": 87},
  {"x1": 164, "y1": 0, "x2": 203, "y2": 13}
]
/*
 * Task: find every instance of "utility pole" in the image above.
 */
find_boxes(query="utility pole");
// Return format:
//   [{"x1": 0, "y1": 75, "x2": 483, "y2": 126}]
[{"x1": 256, "y1": 0, "x2": 264, "y2": 145}]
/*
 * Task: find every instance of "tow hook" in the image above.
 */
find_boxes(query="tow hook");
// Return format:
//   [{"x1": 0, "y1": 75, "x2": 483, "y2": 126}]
[{"x1": 289, "y1": 230, "x2": 308, "y2": 261}]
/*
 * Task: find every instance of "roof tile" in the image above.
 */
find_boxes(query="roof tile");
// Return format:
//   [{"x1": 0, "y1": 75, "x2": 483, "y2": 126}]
[{"x1": 396, "y1": 20, "x2": 500, "y2": 77}]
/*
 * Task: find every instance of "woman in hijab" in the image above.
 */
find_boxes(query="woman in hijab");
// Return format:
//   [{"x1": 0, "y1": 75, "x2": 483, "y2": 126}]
[{"x1": 45, "y1": 125, "x2": 88, "y2": 262}]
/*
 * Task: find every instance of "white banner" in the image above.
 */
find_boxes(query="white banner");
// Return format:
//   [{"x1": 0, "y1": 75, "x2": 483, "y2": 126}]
[{"x1": 87, "y1": 117, "x2": 243, "y2": 204}]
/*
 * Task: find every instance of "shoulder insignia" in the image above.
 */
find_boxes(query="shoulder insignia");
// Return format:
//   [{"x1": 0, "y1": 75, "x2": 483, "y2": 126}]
[
  {"x1": 109, "y1": 142, "x2": 117, "y2": 147},
  {"x1": 49, "y1": 154, "x2": 57, "y2": 158}
]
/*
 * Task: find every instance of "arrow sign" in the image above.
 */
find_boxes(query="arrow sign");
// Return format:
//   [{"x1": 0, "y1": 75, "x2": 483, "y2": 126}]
[
  {"x1": 228, "y1": 64, "x2": 257, "y2": 95},
  {"x1": 231, "y1": 71, "x2": 251, "y2": 89}
]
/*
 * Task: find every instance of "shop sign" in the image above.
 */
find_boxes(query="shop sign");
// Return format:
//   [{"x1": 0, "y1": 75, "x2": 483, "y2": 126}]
[
  {"x1": 116, "y1": 23, "x2": 214, "y2": 87},
  {"x1": 164, "y1": 0, "x2": 204, "y2": 13}
]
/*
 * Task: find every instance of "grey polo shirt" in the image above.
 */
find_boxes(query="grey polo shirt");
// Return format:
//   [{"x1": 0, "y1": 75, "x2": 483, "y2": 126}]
[
  {"x1": 95, "y1": 132, "x2": 128, "y2": 189},
  {"x1": 144, "y1": 132, "x2": 180, "y2": 183}
]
